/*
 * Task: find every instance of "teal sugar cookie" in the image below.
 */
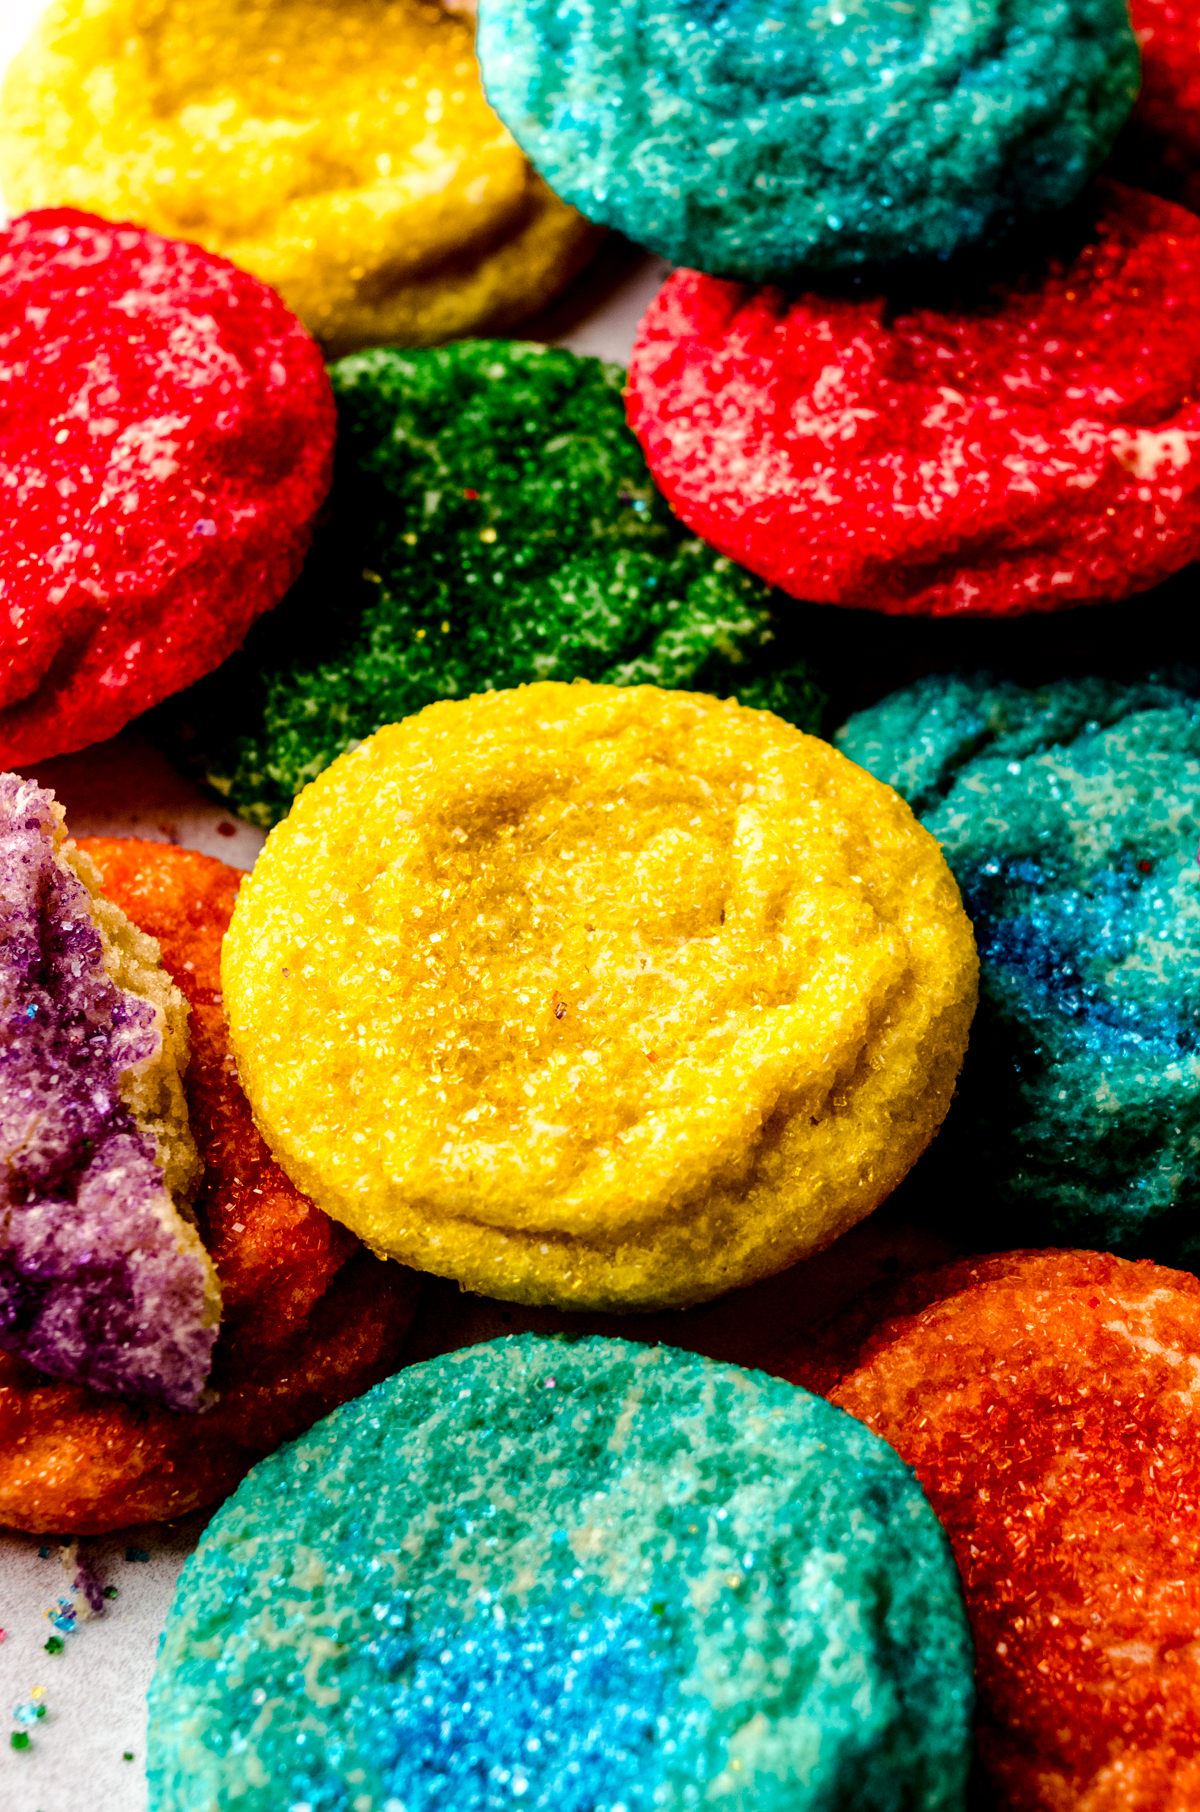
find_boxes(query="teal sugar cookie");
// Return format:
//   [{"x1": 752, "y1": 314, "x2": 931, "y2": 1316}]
[
  {"x1": 476, "y1": 0, "x2": 1140, "y2": 278},
  {"x1": 146, "y1": 1335, "x2": 974, "y2": 1812},
  {"x1": 178, "y1": 342, "x2": 822, "y2": 829},
  {"x1": 837, "y1": 672, "x2": 1200, "y2": 1261}
]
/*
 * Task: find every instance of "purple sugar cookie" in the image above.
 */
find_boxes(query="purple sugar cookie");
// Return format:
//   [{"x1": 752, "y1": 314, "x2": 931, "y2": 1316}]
[{"x1": 0, "y1": 774, "x2": 219, "y2": 1411}]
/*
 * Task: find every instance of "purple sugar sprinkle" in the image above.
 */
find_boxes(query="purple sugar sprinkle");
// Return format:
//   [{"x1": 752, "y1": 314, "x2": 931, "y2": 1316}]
[
  {"x1": 0, "y1": 775, "x2": 216, "y2": 1412},
  {"x1": 72, "y1": 1552, "x2": 105, "y2": 1617}
]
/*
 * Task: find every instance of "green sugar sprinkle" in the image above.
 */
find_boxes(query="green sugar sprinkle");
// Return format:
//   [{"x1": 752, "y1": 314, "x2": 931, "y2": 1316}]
[{"x1": 169, "y1": 343, "x2": 823, "y2": 829}]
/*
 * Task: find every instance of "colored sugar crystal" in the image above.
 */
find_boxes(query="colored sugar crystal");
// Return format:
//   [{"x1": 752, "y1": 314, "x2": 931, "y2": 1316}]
[
  {"x1": 1129, "y1": 0, "x2": 1200, "y2": 175},
  {"x1": 71, "y1": 1549, "x2": 104, "y2": 1615},
  {"x1": 183, "y1": 342, "x2": 822, "y2": 829},
  {"x1": 221, "y1": 683, "x2": 977, "y2": 1311},
  {"x1": 146, "y1": 1337, "x2": 975, "y2": 1812},
  {"x1": 628, "y1": 184, "x2": 1200, "y2": 617},
  {"x1": 477, "y1": 0, "x2": 1138, "y2": 276},
  {"x1": 47, "y1": 1600, "x2": 75, "y2": 1634},
  {"x1": 0, "y1": 839, "x2": 420, "y2": 1535},
  {"x1": 0, "y1": 774, "x2": 220, "y2": 1409},
  {"x1": 837, "y1": 673, "x2": 1200, "y2": 1257},
  {"x1": 0, "y1": 0, "x2": 597, "y2": 357},
  {"x1": 0, "y1": 209, "x2": 334, "y2": 766},
  {"x1": 809, "y1": 1252, "x2": 1200, "y2": 1810}
]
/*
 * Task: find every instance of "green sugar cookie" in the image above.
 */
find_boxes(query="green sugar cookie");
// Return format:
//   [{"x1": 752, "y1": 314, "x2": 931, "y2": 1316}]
[
  {"x1": 184, "y1": 342, "x2": 822, "y2": 828},
  {"x1": 146, "y1": 1335, "x2": 975, "y2": 1812}
]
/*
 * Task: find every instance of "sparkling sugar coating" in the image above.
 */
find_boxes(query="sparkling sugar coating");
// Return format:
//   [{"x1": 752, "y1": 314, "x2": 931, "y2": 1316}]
[
  {"x1": 476, "y1": 0, "x2": 1137, "y2": 277},
  {"x1": 1128, "y1": 0, "x2": 1200, "y2": 174},
  {"x1": 0, "y1": 209, "x2": 335, "y2": 767},
  {"x1": 818, "y1": 1251, "x2": 1200, "y2": 1812},
  {"x1": 221, "y1": 683, "x2": 978, "y2": 1310},
  {"x1": 196, "y1": 342, "x2": 823, "y2": 830},
  {"x1": 0, "y1": 0, "x2": 598, "y2": 359},
  {"x1": 0, "y1": 776, "x2": 217, "y2": 1412},
  {"x1": 837, "y1": 671, "x2": 1200, "y2": 1260},
  {"x1": 627, "y1": 183, "x2": 1200, "y2": 618},
  {"x1": 145, "y1": 1336, "x2": 975, "y2": 1812},
  {"x1": 0, "y1": 839, "x2": 421, "y2": 1535}
]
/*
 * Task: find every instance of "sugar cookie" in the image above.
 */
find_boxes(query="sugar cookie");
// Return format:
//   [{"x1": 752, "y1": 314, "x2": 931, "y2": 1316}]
[
  {"x1": 478, "y1": 0, "x2": 1138, "y2": 275},
  {"x1": 147, "y1": 1336, "x2": 975, "y2": 1812},
  {"x1": 0, "y1": 0, "x2": 599, "y2": 356},
  {"x1": 222, "y1": 683, "x2": 978, "y2": 1310},
  {"x1": 627, "y1": 185, "x2": 1200, "y2": 617},
  {"x1": 0, "y1": 209, "x2": 334, "y2": 765}
]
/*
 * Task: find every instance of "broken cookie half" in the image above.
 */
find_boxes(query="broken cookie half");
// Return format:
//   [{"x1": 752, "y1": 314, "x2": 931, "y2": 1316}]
[{"x1": 0, "y1": 773, "x2": 220, "y2": 1411}]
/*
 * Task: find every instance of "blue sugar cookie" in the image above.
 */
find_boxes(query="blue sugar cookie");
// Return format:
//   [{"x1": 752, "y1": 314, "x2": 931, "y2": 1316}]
[
  {"x1": 476, "y1": 0, "x2": 1140, "y2": 278},
  {"x1": 837, "y1": 673, "x2": 1200, "y2": 1261},
  {"x1": 146, "y1": 1335, "x2": 974, "y2": 1812}
]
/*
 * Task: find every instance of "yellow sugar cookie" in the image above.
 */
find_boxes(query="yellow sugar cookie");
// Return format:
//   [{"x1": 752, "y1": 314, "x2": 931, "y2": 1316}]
[
  {"x1": 0, "y1": 0, "x2": 599, "y2": 357},
  {"x1": 222, "y1": 684, "x2": 978, "y2": 1310}
]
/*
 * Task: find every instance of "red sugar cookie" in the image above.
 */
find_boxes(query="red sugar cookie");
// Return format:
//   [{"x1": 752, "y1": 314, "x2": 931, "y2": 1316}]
[
  {"x1": 0, "y1": 210, "x2": 335, "y2": 766},
  {"x1": 1130, "y1": 0, "x2": 1200, "y2": 174},
  {"x1": 627, "y1": 182, "x2": 1200, "y2": 617},
  {"x1": 0, "y1": 839, "x2": 420, "y2": 1533},
  {"x1": 775, "y1": 1250, "x2": 1200, "y2": 1810}
]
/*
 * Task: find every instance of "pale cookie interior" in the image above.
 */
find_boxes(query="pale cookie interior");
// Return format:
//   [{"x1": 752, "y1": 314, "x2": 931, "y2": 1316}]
[{"x1": 59, "y1": 830, "x2": 219, "y2": 1333}]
